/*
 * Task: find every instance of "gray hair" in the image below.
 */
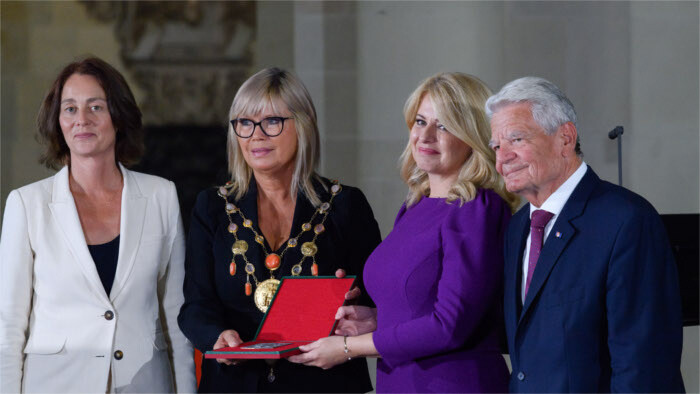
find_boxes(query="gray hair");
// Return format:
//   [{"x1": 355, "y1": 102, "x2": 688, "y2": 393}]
[{"x1": 485, "y1": 77, "x2": 581, "y2": 155}]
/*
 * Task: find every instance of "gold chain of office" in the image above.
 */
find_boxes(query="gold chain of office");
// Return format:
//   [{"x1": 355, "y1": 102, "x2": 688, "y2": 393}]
[{"x1": 217, "y1": 181, "x2": 342, "y2": 312}]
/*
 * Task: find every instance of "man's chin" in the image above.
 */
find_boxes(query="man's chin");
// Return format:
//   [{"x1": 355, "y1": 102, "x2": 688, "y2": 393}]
[{"x1": 505, "y1": 181, "x2": 524, "y2": 195}]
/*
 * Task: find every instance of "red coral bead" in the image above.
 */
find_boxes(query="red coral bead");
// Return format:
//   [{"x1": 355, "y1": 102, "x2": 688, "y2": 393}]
[
  {"x1": 265, "y1": 254, "x2": 281, "y2": 270},
  {"x1": 245, "y1": 282, "x2": 252, "y2": 296},
  {"x1": 311, "y1": 263, "x2": 318, "y2": 276},
  {"x1": 229, "y1": 262, "x2": 236, "y2": 276}
]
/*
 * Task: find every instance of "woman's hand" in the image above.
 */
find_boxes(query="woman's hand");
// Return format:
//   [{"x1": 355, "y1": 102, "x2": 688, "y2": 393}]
[
  {"x1": 335, "y1": 306, "x2": 377, "y2": 336},
  {"x1": 335, "y1": 268, "x2": 361, "y2": 300},
  {"x1": 213, "y1": 329, "x2": 243, "y2": 365},
  {"x1": 288, "y1": 336, "x2": 348, "y2": 369}
]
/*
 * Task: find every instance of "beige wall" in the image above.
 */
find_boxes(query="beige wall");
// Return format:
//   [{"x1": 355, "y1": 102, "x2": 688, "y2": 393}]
[
  {"x1": 1, "y1": 1, "x2": 143, "y2": 208},
  {"x1": 282, "y1": 2, "x2": 699, "y2": 391},
  {"x1": 2, "y1": 1, "x2": 698, "y2": 391}
]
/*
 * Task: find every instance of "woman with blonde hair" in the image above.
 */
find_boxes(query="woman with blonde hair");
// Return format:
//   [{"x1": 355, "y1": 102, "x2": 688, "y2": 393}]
[
  {"x1": 177, "y1": 67, "x2": 380, "y2": 392},
  {"x1": 290, "y1": 72, "x2": 517, "y2": 393}
]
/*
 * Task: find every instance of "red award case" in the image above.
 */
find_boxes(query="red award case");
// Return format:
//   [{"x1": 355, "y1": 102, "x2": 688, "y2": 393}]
[{"x1": 205, "y1": 276, "x2": 355, "y2": 359}]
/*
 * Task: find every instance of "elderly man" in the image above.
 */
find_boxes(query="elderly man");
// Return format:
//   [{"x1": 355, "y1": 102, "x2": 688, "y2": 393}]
[{"x1": 486, "y1": 77, "x2": 684, "y2": 392}]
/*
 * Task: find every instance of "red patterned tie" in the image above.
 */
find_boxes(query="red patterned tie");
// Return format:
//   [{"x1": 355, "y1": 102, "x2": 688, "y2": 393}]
[{"x1": 525, "y1": 209, "x2": 555, "y2": 297}]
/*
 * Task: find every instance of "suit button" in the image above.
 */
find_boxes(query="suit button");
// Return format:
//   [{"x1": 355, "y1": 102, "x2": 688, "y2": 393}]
[
  {"x1": 517, "y1": 372, "x2": 525, "y2": 381},
  {"x1": 104, "y1": 311, "x2": 114, "y2": 320},
  {"x1": 114, "y1": 350, "x2": 123, "y2": 360}
]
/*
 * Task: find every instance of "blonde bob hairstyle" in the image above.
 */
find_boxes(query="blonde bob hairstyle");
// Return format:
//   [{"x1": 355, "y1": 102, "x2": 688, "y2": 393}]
[
  {"x1": 399, "y1": 72, "x2": 520, "y2": 211},
  {"x1": 226, "y1": 67, "x2": 324, "y2": 206}
]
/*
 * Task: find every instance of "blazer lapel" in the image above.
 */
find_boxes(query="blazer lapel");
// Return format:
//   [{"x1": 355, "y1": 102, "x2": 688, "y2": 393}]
[
  {"x1": 508, "y1": 209, "x2": 529, "y2": 320},
  {"x1": 519, "y1": 167, "x2": 599, "y2": 321},
  {"x1": 232, "y1": 177, "x2": 265, "y2": 274},
  {"x1": 48, "y1": 166, "x2": 111, "y2": 305},
  {"x1": 110, "y1": 165, "x2": 147, "y2": 301},
  {"x1": 519, "y1": 220, "x2": 575, "y2": 318}
]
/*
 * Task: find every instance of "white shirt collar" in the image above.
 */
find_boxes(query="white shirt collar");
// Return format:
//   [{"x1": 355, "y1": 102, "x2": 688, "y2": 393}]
[{"x1": 529, "y1": 161, "x2": 588, "y2": 218}]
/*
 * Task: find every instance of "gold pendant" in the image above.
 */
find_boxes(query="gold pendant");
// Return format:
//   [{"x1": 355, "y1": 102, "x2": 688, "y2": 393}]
[
  {"x1": 301, "y1": 242, "x2": 318, "y2": 256},
  {"x1": 232, "y1": 240, "x2": 248, "y2": 255},
  {"x1": 254, "y1": 278, "x2": 280, "y2": 313}
]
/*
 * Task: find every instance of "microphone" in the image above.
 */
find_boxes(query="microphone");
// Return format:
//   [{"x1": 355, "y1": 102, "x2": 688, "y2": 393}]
[
  {"x1": 608, "y1": 126, "x2": 624, "y2": 140},
  {"x1": 608, "y1": 125, "x2": 624, "y2": 186}
]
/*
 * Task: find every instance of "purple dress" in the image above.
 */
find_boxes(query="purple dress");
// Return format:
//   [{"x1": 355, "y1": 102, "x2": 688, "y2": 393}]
[{"x1": 364, "y1": 189, "x2": 511, "y2": 393}]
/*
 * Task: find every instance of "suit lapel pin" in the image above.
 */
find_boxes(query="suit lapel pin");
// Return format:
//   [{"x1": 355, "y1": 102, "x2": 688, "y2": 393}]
[{"x1": 555, "y1": 231, "x2": 562, "y2": 238}]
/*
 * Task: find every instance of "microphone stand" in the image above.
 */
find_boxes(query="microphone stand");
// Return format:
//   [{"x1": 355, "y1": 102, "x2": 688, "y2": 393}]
[{"x1": 608, "y1": 126, "x2": 624, "y2": 186}]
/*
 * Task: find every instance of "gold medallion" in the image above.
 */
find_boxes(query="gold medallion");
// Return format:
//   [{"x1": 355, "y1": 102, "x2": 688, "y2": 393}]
[
  {"x1": 232, "y1": 240, "x2": 248, "y2": 255},
  {"x1": 254, "y1": 278, "x2": 280, "y2": 313},
  {"x1": 301, "y1": 242, "x2": 318, "y2": 257}
]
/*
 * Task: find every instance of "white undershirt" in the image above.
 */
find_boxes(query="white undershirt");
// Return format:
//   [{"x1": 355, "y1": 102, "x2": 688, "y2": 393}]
[{"x1": 521, "y1": 162, "x2": 588, "y2": 303}]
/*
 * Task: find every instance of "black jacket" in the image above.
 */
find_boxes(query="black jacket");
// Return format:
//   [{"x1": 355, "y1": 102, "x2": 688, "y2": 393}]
[{"x1": 178, "y1": 176, "x2": 381, "y2": 393}]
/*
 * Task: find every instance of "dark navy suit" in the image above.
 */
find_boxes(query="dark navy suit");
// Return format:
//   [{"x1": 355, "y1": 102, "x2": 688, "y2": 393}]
[{"x1": 504, "y1": 167, "x2": 684, "y2": 392}]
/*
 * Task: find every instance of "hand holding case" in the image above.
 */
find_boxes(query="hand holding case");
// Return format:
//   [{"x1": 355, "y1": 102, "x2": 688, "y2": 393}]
[{"x1": 205, "y1": 276, "x2": 355, "y2": 359}]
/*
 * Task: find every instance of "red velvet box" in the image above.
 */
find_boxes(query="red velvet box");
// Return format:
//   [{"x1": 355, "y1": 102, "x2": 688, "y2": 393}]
[{"x1": 205, "y1": 276, "x2": 355, "y2": 359}]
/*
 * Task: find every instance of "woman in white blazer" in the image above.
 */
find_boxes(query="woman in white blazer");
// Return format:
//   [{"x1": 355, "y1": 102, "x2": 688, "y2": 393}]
[{"x1": 0, "y1": 57, "x2": 195, "y2": 393}]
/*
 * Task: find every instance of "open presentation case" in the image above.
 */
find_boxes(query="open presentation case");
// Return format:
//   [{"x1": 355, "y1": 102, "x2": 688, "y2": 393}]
[{"x1": 205, "y1": 276, "x2": 356, "y2": 359}]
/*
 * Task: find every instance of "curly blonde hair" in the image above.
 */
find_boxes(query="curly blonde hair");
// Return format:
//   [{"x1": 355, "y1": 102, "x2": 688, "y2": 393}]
[{"x1": 399, "y1": 72, "x2": 520, "y2": 211}]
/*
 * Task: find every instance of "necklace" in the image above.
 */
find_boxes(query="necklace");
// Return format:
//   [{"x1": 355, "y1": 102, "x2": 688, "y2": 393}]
[{"x1": 217, "y1": 181, "x2": 342, "y2": 312}]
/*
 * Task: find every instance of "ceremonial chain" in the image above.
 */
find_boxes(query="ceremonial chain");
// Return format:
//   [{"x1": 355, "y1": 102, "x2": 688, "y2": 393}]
[{"x1": 217, "y1": 181, "x2": 342, "y2": 312}]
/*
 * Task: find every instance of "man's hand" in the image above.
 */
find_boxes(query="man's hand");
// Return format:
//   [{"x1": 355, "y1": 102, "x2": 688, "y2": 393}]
[
  {"x1": 335, "y1": 269, "x2": 361, "y2": 300},
  {"x1": 335, "y1": 305, "x2": 377, "y2": 336}
]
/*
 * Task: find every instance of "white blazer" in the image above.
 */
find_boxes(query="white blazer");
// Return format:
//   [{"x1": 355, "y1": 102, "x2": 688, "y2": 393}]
[{"x1": 0, "y1": 165, "x2": 196, "y2": 393}]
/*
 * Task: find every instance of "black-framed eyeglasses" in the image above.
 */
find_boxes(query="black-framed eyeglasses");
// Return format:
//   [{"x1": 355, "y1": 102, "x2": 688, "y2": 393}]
[{"x1": 230, "y1": 116, "x2": 293, "y2": 138}]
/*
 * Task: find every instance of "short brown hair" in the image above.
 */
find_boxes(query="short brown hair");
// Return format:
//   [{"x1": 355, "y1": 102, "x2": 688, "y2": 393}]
[{"x1": 37, "y1": 56, "x2": 144, "y2": 169}]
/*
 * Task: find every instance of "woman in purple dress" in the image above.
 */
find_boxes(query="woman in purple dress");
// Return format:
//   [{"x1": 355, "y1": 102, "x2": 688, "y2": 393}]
[{"x1": 289, "y1": 72, "x2": 519, "y2": 392}]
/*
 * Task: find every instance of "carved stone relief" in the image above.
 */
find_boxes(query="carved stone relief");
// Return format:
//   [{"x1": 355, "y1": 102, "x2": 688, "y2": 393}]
[{"x1": 81, "y1": 1, "x2": 255, "y2": 126}]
